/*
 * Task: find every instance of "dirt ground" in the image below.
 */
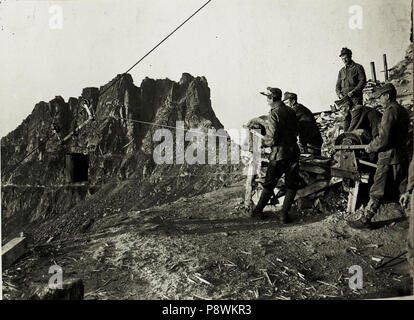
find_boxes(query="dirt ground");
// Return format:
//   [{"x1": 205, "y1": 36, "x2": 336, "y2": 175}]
[{"x1": 2, "y1": 181, "x2": 412, "y2": 300}]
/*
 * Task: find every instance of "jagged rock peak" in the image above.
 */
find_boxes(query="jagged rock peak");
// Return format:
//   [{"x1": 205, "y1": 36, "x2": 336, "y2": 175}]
[
  {"x1": 179, "y1": 72, "x2": 194, "y2": 85},
  {"x1": 99, "y1": 73, "x2": 135, "y2": 93}
]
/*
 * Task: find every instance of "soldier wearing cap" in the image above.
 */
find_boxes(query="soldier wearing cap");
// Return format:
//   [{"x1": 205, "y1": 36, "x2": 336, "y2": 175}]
[
  {"x1": 348, "y1": 83, "x2": 410, "y2": 229},
  {"x1": 283, "y1": 92, "x2": 323, "y2": 155},
  {"x1": 252, "y1": 87, "x2": 300, "y2": 223},
  {"x1": 336, "y1": 47, "x2": 367, "y2": 105}
]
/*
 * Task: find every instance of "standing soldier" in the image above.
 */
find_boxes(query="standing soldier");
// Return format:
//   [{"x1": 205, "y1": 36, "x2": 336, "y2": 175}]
[
  {"x1": 336, "y1": 47, "x2": 367, "y2": 105},
  {"x1": 251, "y1": 87, "x2": 300, "y2": 223},
  {"x1": 348, "y1": 83, "x2": 410, "y2": 229},
  {"x1": 283, "y1": 92, "x2": 323, "y2": 155}
]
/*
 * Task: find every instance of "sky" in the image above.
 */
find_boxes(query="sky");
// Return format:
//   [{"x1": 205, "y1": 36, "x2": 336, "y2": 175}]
[{"x1": 0, "y1": 0, "x2": 412, "y2": 138}]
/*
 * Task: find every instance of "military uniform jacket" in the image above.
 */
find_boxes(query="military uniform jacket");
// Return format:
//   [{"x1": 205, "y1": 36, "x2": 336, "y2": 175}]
[
  {"x1": 367, "y1": 101, "x2": 410, "y2": 165},
  {"x1": 346, "y1": 105, "x2": 382, "y2": 139},
  {"x1": 292, "y1": 103, "x2": 323, "y2": 147},
  {"x1": 336, "y1": 61, "x2": 366, "y2": 99},
  {"x1": 263, "y1": 101, "x2": 300, "y2": 161}
]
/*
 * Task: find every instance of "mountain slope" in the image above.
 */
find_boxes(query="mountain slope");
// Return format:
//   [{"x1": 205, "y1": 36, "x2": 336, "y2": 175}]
[{"x1": 1, "y1": 73, "x2": 242, "y2": 243}]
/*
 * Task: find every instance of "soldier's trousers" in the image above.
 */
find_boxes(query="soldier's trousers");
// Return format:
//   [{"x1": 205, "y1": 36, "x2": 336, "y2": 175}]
[
  {"x1": 369, "y1": 162, "x2": 408, "y2": 202},
  {"x1": 262, "y1": 157, "x2": 300, "y2": 191}
]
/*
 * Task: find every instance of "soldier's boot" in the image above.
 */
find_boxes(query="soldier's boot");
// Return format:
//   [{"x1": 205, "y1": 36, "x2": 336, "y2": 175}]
[
  {"x1": 348, "y1": 198, "x2": 380, "y2": 230},
  {"x1": 251, "y1": 188, "x2": 273, "y2": 220},
  {"x1": 279, "y1": 189, "x2": 296, "y2": 224}
]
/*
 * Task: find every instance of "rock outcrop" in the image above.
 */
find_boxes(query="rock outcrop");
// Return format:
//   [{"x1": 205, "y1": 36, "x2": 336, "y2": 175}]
[{"x1": 1, "y1": 73, "x2": 242, "y2": 243}]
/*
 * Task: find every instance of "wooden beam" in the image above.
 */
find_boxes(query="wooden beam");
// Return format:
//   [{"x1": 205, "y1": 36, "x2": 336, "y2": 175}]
[
  {"x1": 2, "y1": 237, "x2": 28, "y2": 269},
  {"x1": 299, "y1": 163, "x2": 330, "y2": 175},
  {"x1": 347, "y1": 180, "x2": 360, "y2": 213},
  {"x1": 330, "y1": 167, "x2": 360, "y2": 180},
  {"x1": 244, "y1": 162, "x2": 256, "y2": 210},
  {"x1": 333, "y1": 145, "x2": 367, "y2": 150},
  {"x1": 358, "y1": 159, "x2": 378, "y2": 168},
  {"x1": 296, "y1": 177, "x2": 342, "y2": 199}
]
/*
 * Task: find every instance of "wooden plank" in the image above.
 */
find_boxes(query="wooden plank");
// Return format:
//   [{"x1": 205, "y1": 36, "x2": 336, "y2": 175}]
[
  {"x1": 299, "y1": 163, "x2": 330, "y2": 175},
  {"x1": 244, "y1": 163, "x2": 255, "y2": 210},
  {"x1": 2, "y1": 237, "x2": 28, "y2": 269},
  {"x1": 330, "y1": 167, "x2": 360, "y2": 180},
  {"x1": 296, "y1": 180, "x2": 328, "y2": 198},
  {"x1": 296, "y1": 178, "x2": 342, "y2": 199},
  {"x1": 347, "y1": 180, "x2": 360, "y2": 213},
  {"x1": 333, "y1": 145, "x2": 367, "y2": 150},
  {"x1": 358, "y1": 159, "x2": 378, "y2": 168}
]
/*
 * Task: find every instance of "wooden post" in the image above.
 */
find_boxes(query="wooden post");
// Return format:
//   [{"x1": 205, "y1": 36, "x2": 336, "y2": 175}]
[
  {"x1": 370, "y1": 61, "x2": 377, "y2": 83},
  {"x1": 383, "y1": 54, "x2": 389, "y2": 81},
  {"x1": 347, "y1": 180, "x2": 360, "y2": 213},
  {"x1": 244, "y1": 159, "x2": 257, "y2": 211}
]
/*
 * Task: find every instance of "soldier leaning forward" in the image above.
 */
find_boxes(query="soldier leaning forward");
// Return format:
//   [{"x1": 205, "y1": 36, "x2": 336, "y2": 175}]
[{"x1": 283, "y1": 91, "x2": 323, "y2": 155}]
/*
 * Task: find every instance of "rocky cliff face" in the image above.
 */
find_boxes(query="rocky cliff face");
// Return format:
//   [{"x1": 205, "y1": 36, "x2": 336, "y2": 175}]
[{"x1": 1, "y1": 73, "x2": 242, "y2": 243}]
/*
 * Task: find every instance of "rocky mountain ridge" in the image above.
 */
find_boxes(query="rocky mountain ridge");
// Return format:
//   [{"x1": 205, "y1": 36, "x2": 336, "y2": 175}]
[{"x1": 1, "y1": 73, "x2": 242, "y2": 243}]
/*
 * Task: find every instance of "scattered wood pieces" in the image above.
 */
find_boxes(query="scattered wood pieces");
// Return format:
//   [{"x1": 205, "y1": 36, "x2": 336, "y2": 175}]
[
  {"x1": 193, "y1": 273, "x2": 212, "y2": 286},
  {"x1": 186, "y1": 275, "x2": 197, "y2": 284},
  {"x1": 193, "y1": 294, "x2": 211, "y2": 300},
  {"x1": 371, "y1": 256, "x2": 383, "y2": 263},
  {"x1": 263, "y1": 271, "x2": 273, "y2": 287},
  {"x1": 297, "y1": 272, "x2": 306, "y2": 281},
  {"x1": 276, "y1": 295, "x2": 290, "y2": 300},
  {"x1": 249, "y1": 277, "x2": 264, "y2": 282},
  {"x1": 317, "y1": 280, "x2": 338, "y2": 289},
  {"x1": 375, "y1": 251, "x2": 407, "y2": 270},
  {"x1": 224, "y1": 260, "x2": 237, "y2": 267},
  {"x1": 364, "y1": 244, "x2": 380, "y2": 249},
  {"x1": 318, "y1": 294, "x2": 338, "y2": 298}
]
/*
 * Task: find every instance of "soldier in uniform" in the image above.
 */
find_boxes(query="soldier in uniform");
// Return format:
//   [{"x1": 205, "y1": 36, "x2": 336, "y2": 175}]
[
  {"x1": 348, "y1": 83, "x2": 410, "y2": 229},
  {"x1": 251, "y1": 87, "x2": 300, "y2": 223},
  {"x1": 340, "y1": 96, "x2": 382, "y2": 140},
  {"x1": 336, "y1": 47, "x2": 367, "y2": 105},
  {"x1": 283, "y1": 92, "x2": 323, "y2": 155}
]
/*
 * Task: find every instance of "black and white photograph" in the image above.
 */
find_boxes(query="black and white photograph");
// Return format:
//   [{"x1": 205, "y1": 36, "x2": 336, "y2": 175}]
[{"x1": 1, "y1": 0, "x2": 413, "y2": 304}]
